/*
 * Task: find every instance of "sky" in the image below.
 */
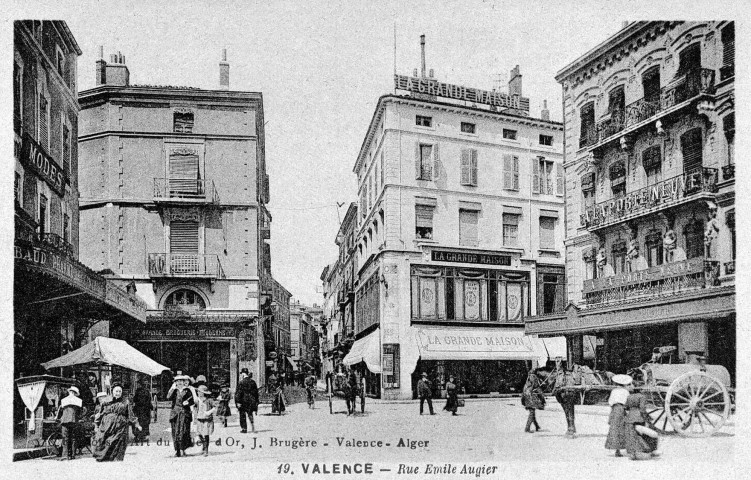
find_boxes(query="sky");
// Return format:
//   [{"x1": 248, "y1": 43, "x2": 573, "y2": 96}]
[{"x1": 7, "y1": 0, "x2": 743, "y2": 306}]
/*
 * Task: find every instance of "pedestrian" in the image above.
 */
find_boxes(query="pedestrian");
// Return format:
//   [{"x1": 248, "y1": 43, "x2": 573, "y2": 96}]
[
  {"x1": 194, "y1": 375, "x2": 207, "y2": 389},
  {"x1": 417, "y1": 372, "x2": 435, "y2": 415},
  {"x1": 195, "y1": 385, "x2": 217, "y2": 457},
  {"x1": 346, "y1": 371, "x2": 359, "y2": 416},
  {"x1": 92, "y1": 383, "x2": 142, "y2": 462},
  {"x1": 623, "y1": 379, "x2": 659, "y2": 461},
  {"x1": 133, "y1": 382, "x2": 152, "y2": 442},
  {"x1": 235, "y1": 368, "x2": 259, "y2": 433},
  {"x1": 305, "y1": 374, "x2": 316, "y2": 409},
  {"x1": 272, "y1": 377, "x2": 286, "y2": 415},
  {"x1": 56, "y1": 385, "x2": 82, "y2": 460},
  {"x1": 605, "y1": 374, "x2": 630, "y2": 457},
  {"x1": 443, "y1": 376, "x2": 459, "y2": 416},
  {"x1": 521, "y1": 369, "x2": 545, "y2": 432},
  {"x1": 216, "y1": 385, "x2": 232, "y2": 428},
  {"x1": 166, "y1": 374, "x2": 197, "y2": 457}
]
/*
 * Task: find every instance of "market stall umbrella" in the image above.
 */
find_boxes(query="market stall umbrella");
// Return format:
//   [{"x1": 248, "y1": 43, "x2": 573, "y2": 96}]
[{"x1": 41, "y1": 336, "x2": 169, "y2": 376}]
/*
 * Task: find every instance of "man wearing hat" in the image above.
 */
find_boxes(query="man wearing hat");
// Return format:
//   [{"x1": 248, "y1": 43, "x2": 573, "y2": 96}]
[
  {"x1": 56, "y1": 386, "x2": 83, "y2": 460},
  {"x1": 417, "y1": 372, "x2": 435, "y2": 415},
  {"x1": 234, "y1": 368, "x2": 259, "y2": 433}
]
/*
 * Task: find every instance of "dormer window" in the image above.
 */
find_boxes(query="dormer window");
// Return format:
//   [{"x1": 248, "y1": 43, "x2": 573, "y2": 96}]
[{"x1": 174, "y1": 111, "x2": 194, "y2": 133}]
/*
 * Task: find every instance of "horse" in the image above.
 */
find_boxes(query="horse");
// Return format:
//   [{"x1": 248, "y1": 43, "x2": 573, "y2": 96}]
[{"x1": 535, "y1": 364, "x2": 614, "y2": 438}]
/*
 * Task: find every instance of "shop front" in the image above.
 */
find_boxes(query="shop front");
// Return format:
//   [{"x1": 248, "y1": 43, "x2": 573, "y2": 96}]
[{"x1": 342, "y1": 328, "x2": 382, "y2": 397}]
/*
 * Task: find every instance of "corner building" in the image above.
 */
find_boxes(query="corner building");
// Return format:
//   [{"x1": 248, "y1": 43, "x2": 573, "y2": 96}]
[
  {"x1": 77, "y1": 50, "x2": 272, "y2": 396},
  {"x1": 526, "y1": 22, "x2": 735, "y2": 382},
  {"x1": 348, "y1": 70, "x2": 567, "y2": 400}
]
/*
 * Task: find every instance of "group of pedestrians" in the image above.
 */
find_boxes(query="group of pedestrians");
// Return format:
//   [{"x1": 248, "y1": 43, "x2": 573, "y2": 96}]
[{"x1": 416, "y1": 372, "x2": 461, "y2": 416}]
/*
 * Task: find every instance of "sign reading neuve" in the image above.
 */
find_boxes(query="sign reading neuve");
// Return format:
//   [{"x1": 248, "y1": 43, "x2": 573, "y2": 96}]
[{"x1": 431, "y1": 250, "x2": 511, "y2": 266}]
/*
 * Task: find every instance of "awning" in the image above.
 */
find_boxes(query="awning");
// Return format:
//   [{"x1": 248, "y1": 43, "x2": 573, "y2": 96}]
[
  {"x1": 342, "y1": 329, "x2": 381, "y2": 373},
  {"x1": 414, "y1": 327, "x2": 545, "y2": 361},
  {"x1": 286, "y1": 357, "x2": 298, "y2": 371},
  {"x1": 41, "y1": 336, "x2": 169, "y2": 376}
]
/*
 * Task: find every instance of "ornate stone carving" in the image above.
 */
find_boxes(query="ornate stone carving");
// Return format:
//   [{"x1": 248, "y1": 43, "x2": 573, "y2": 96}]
[
  {"x1": 167, "y1": 208, "x2": 202, "y2": 222},
  {"x1": 171, "y1": 147, "x2": 199, "y2": 156},
  {"x1": 173, "y1": 106, "x2": 195, "y2": 114}
]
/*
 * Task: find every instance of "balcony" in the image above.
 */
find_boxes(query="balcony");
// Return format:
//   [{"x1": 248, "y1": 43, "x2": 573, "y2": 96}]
[
  {"x1": 41, "y1": 233, "x2": 75, "y2": 258},
  {"x1": 580, "y1": 168, "x2": 718, "y2": 231},
  {"x1": 148, "y1": 253, "x2": 225, "y2": 279},
  {"x1": 583, "y1": 257, "x2": 720, "y2": 306},
  {"x1": 583, "y1": 68, "x2": 716, "y2": 151},
  {"x1": 724, "y1": 261, "x2": 735, "y2": 276},
  {"x1": 153, "y1": 178, "x2": 219, "y2": 204},
  {"x1": 722, "y1": 164, "x2": 735, "y2": 181}
]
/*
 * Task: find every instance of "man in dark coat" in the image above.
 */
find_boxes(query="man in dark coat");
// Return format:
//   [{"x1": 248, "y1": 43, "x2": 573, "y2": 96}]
[
  {"x1": 417, "y1": 372, "x2": 435, "y2": 415},
  {"x1": 234, "y1": 368, "x2": 259, "y2": 433},
  {"x1": 57, "y1": 386, "x2": 82, "y2": 460}
]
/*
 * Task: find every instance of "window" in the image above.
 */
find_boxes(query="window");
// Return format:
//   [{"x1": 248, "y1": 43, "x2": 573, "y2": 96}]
[
  {"x1": 415, "y1": 144, "x2": 433, "y2": 180},
  {"x1": 502, "y1": 129, "x2": 517, "y2": 140},
  {"x1": 173, "y1": 111, "x2": 194, "y2": 133},
  {"x1": 13, "y1": 60, "x2": 22, "y2": 131},
  {"x1": 608, "y1": 86, "x2": 625, "y2": 118},
  {"x1": 579, "y1": 102, "x2": 595, "y2": 147},
  {"x1": 461, "y1": 122, "x2": 476, "y2": 134},
  {"x1": 724, "y1": 114, "x2": 735, "y2": 167},
  {"x1": 39, "y1": 193, "x2": 48, "y2": 235},
  {"x1": 611, "y1": 241, "x2": 627, "y2": 275},
  {"x1": 503, "y1": 155, "x2": 519, "y2": 191},
  {"x1": 722, "y1": 23, "x2": 735, "y2": 79},
  {"x1": 540, "y1": 274, "x2": 564, "y2": 314},
  {"x1": 727, "y1": 211, "x2": 735, "y2": 260},
  {"x1": 642, "y1": 145, "x2": 662, "y2": 180},
  {"x1": 56, "y1": 48, "x2": 65, "y2": 78},
  {"x1": 581, "y1": 172, "x2": 596, "y2": 211},
  {"x1": 169, "y1": 152, "x2": 200, "y2": 196},
  {"x1": 609, "y1": 161, "x2": 627, "y2": 197},
  {"x1": 380, "y1": 151, "x2": 384, "y2": 187},
  {"x1": 684, "y1": 219, "x2": 704, "y2": 259},
  {"x1": 369, "y1": 175, "x2": 373, "y2": 208},
  {"x1": 459, "y1": 209, "x2": 479, "y2": 247},
  {"x1": 169, "y1": 220, "x2": 200, "y2": 274},
  {"x1": 63, "y1": 212, "x2": 70, "y2": 244},
  {"x1": 502, "y1": 213, "x2": 519, "y2": 247},
  {"x1": 642, "y1": 66, "x2": 661, "y2": 105},
  {"x1": 539, "y1": 217, "x2": 555, "y2": 250},
  {"x1": 539, "y1": 134, "x2": 553, "y2": 146},
  {"x1": 15, "y1": 172, "x2": 21, "y2": 205},
  {"x1": 415, "y1": 205, "x2": 434, "y2": 239},
  {"x1": 533, "y1": 157, "x2": 558, "y2": 195},
  {"x1": 38, "y1": 92, "x2": 49, "y2": 149},
  {"x1": 62, "y1": 121, "x2": 71, "y2": 176},
  {"x1": 460, "y1": 149, "x2": 478, "y2": 186},
  {"x1": 681, "y1": 128, "x2": 703, "y2": 173},
  {"x1": 677, "y1": 43, "x2": 701, "y2": 77},
  {"x1": 645, "y1": 231, "x2": 663, "y2": 267},
  {"x1": 416, "y1": 115, "x2": 432, "y2": 127},
  {"x1": 165, "y1": 289, "x2": 206, "y2": 311}
]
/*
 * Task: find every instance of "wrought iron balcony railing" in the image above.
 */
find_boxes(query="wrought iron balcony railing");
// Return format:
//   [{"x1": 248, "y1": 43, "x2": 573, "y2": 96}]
[
  {"x1": 582, "y1": 68, "x2": 716, "y2": 150},
  {"x1": 42, "y1": 233, "x2": 75, "y2": 258},
  {"x1": 722, "y1": 164, "x2": 735, "y2": 181},
  {"x1": 153, "y1": 178, "x2": 219, "y2": 204},
  {"x1": 583, "y1": 257, "x2": 720, "y2": 306},
  {"x1": 148, "y1": 253, "x2": 225, "y2": 278},
  {"x1": 580, "y1": 167, "x2": 718, "y2": 230}
]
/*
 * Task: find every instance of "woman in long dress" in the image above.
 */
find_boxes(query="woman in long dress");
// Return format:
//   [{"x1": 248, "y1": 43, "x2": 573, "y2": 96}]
[
  {"x1": 605, "y1": 374, "x2": 630, "y2": 457},
  {"x1": 167, "y1": 374, "x2": 198, "y2": 457},
  {"x1": 443, "y1": 376, "x2": 459, "y2": 415},
  {"x1": 624, "y1": 387, "x2": 659, "y2": 460},
  {"x1": 92, "y1": 384, "x2": 141, "y2": 462},
  {"x1": 132, "y1": 384, "x2": 152, "y2": 441},
  {"x1": 271, "y1": 378, "x2": 286, "y2": 415}
]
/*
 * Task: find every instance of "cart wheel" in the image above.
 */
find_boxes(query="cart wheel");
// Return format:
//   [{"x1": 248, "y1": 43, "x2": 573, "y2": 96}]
[
  {"x1": 666, "y1": 370, "x2": 730, "y2": 437},
  {"x1": 46, "y1": 430, "x2": 63, "y2": 457},
  {"x1": 643, "y1": 389, "x2": 674, "y2": 434}
]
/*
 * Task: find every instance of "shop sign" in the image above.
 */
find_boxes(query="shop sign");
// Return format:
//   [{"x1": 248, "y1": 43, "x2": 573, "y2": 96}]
[
  {"x1": 394, "y1": 75, "x2": 530, "y2": 112},
  {"x1": 138, "y1": 326, "x2": 237, "y2": 340},
  {"x1": 15, "y1": 241, "x2": 105, "y2": 298},
  {"x1": 431, "y1": 250, "x2": 511, "y2": 266},
  {"x1": 382, "y1": 353, "x2": 394, "y2": 375},
  {"x1": 416, "y1": 328, "x2": 533, "y2": 355},
  {"x1": 582, "y1": 257, "x2": 705, "y2": 294},
  {"x1": 20, "y1": 133, "x2": 67, "y2": 196}
]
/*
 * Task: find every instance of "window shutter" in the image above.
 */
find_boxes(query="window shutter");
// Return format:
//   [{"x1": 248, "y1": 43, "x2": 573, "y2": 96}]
[
  {"x1": 681, "y1": 129, "x2": 703, "y2": 172},
  {"x1": 539, "y1": 217, "x2": 555, "y2": 249},
  {"x1": 415, "y1": 205, "x2": 433, "y2": 228},
  {"x1": 170, "y1": 221, "x2": 199, "y2": 253},
  {"x1": 532, "y1": 158, "x2": 540, "y2": 194},
  {"x1": 459, "y1": 210, "x2": 478, "y2": 247},
  {"x1": 432, "y1": 143, "x2": 440, "y2": 180},
  {"x1": 503, "y1": 154, "x2": 512, "y2": 190},
  {"x1": 39, "y1": 93, "x2": 48, "y2": 149},
  {"x1": 169, "y1": 154, "x2": 200, "y2": 194},
  {"x1": 461, "y1": 150, "x2": 470, "y2": 185},
  {"x1": 415, "y1": 142, "x2": 421, "y2": 179},
  {"x1": 555, "y1": 162, "x2": 564, "y2": 196},
  {"x1": 470, "y1": 149, "x2": 478, "y2": 186},
  {"x1": 513, "y1": 156, "x2": 520, "y2": 190}
]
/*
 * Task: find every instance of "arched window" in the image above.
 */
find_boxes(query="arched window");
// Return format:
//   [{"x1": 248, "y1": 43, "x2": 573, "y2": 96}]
[
  {"x1": 164, "y1": 288, "x2": 206, "y2": 311},
  {"x1": 684, "y1": 219, "x2": 704, "y2": 259},
  {"x1": 579, "y1": 102, "x2": 595, "y2": 148}
]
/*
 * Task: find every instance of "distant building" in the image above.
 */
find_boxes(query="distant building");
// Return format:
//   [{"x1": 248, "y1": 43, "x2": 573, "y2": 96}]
[
  {"x1": 77, "y1": 48, "x2": 273, "y2": 395},
  {"x1": 290, "y1": 300, "x2": 323, "y2": 381},
  {"x1": 527, "y1": 22, "x2": 735, "y2": 383},
  {"x1": 347, "y1": 52, "x2": 567, "y2": 400}
]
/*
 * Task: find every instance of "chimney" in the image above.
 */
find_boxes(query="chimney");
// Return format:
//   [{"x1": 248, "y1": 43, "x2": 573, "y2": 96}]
[
  {"x1": 103, "y1": 50, "x2": 130, "y2": 86},
  {"x1": 220, "y1": 48, "x2": 229, "y2": 90},
  {"x1": 95, "y1": 45, "x2": 106, "y2": 86},
  {"x1": 420, "y1": 35, "x2": 426, "y2": 78},
  {"x1": 508, "y1": 65, "x2": 522, "y2": 97},
  {"x1": 541, "y1": 100, "x2": 550, "y2": 121}
]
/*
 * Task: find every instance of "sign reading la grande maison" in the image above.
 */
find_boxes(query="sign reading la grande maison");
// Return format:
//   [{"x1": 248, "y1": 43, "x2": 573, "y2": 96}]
[
  {"x1": 431, "y1": 250, "x2": 511, "y2": 266},
  {"x1": 394, "y1": 75, "x2": 530, "y2": 112},
  {"x1": 20, "y1": 133, "x2": 68, "y2": 196}
]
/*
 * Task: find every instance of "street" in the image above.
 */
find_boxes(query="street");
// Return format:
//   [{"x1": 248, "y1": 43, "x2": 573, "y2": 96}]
[{"x1": 10, "y1": 397, "x2": 736, "y2": 479}]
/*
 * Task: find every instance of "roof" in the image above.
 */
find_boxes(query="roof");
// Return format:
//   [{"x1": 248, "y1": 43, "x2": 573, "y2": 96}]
[
  {"x1": 353, "y1": 94, "x2": 563, "y2": 173},
  {"x1": 78, "y1": 84, "x2": 264, "y2": 108}
]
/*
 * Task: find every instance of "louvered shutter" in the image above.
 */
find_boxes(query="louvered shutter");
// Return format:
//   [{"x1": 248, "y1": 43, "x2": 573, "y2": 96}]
[
  {"x1": 513, "y1": 156, "x2": 520, "y2": 190},
  {"x1": 459, "y1": 210, "x2": 478, "y2": 247},
  {"x1": 539, "y1": 217, "x2": 555, "y2": 249},
  {"x1": 39, "y1": 93, "x2": 49, "y2": 149},
  {"x1": 532, "y1": 158, "x2": 540, "y2": 194},
  {"x1": 170, "y1": 221, "x2": 199, "y2": 253},
  {"x1": 415, "y1": 142, "x2": 421, "y2": 179},
  {"x1": 503, "y1": 155, "x2": 513, "y2": 190},
  {"x1": 470, "y1": 149, "x2": 478, "y2": 186},
  {"x1": 169, "y1": 154, "x2": 200, "y2": 195},
  {"x1": 681, "y1": 129, "x2": 703, "y2": 173},
  {"x1": 432, "y1": 143, "x2": 440, "y2": 180},
  {"x1": 415, "y1": 205, "x2": 433, "y2": 228},
  {"x1": 461, "y1": 150, "x2": 471, "y2": 185},
  {"x1": 555, "y1": 162, "x2": 564, "y2": 196}
]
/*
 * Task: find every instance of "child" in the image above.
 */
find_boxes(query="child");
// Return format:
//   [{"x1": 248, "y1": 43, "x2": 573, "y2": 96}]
[
  {"x1": 605, "y1": 374, "x2": 630, "y2": 457},
  {"x1": 216, "y1": 385, "x2": 232, "y2": 427},
  {"x1": 195, "y1": 385, "x2": 217, "y2": 457}
]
